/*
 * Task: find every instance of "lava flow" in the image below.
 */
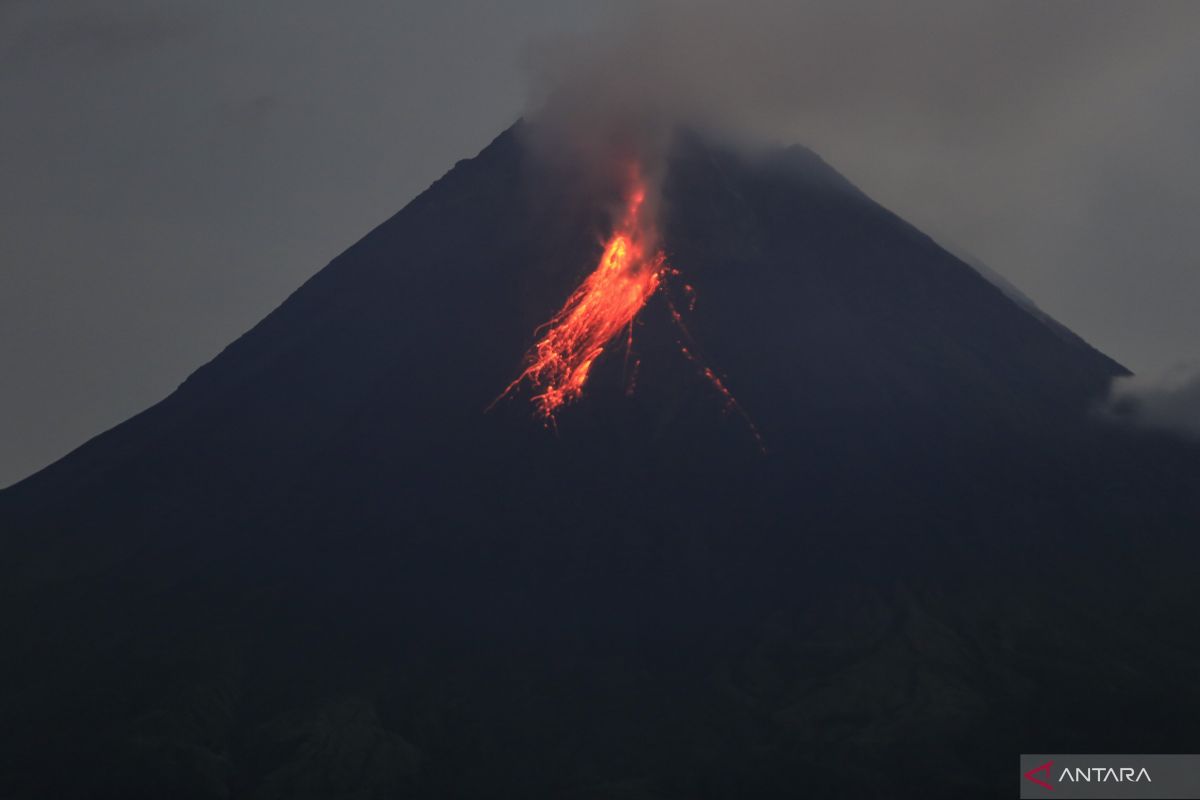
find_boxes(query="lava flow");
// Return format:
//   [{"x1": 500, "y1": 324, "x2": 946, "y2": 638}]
[
  {"x1": 494, "y1": 166, "x2": 764, "y2": 451},
  {"x1": 495, "y1": 170, "x2": 666, "y2": 422}
]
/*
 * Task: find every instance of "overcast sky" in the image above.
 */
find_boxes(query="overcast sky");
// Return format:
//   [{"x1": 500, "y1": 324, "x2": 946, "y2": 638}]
[{"x1": 3, "y1": 1, "x2": 1199, "y2": 487}]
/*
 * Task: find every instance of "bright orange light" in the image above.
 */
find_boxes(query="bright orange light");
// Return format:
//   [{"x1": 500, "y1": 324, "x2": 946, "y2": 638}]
[
  {"x1": 496, "y1": 168, "x2": 665, "y2": 423},
  {"x1": 494, "y1": 163, "x2": 765, "y2": 451}
]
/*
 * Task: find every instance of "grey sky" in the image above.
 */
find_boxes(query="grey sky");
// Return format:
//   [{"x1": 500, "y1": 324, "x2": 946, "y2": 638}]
[{"x1": 3, "y1": 1, "x2": 1199, "y2": 487}]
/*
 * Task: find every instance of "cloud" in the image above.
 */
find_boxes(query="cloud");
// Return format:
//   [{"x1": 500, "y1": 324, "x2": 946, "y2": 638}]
[
  {"x1": 521, "y1": 1, "x2": 1200, "y2": 376},
  {"x1": 522, "y1": 1, "x2": 1186, "y2": 146},
  {"x1": 1106, "y1": 364, "x2": 1200, "y2": 439}
]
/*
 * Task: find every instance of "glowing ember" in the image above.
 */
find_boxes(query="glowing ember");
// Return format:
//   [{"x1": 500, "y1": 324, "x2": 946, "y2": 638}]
[
  {"x1": 669, "y1": 297, "x2": 766, "y2": 452},
  {"x1": 494, "y1": 164, "x2": 765, "y2": 451},
  {"x1": 495, "y1": 170, "x2": 666, "y2": 422}
]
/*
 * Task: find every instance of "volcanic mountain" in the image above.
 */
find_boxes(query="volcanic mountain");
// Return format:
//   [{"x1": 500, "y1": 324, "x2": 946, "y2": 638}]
[{"x1": 3, "y1": 123, "x2": 1199, "y2": 799}]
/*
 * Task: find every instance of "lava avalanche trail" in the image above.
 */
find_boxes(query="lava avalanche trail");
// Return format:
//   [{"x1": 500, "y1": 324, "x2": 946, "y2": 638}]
[{"x1": 494, "y1": 164, "x2": 762, "y2": 449}]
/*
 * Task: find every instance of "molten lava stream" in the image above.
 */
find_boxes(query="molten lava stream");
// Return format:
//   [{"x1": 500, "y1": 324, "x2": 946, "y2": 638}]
[
  {"x1": 494, "y1": 171, "x2": 765, "y2": 451},
  {"x1": 495, "y1": 179, "x2": 665, "y2": 424}
]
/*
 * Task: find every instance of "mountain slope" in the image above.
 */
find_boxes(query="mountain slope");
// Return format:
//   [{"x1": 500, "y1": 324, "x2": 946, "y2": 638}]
[{"x1": 1, "y1": 123, "x2": 1197, "y2": 800}]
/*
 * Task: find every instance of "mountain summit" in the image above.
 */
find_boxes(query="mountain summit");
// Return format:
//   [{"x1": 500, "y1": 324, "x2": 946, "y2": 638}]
[{"x1": 2, "y1": 124, "x2": 1196, "y2": 799}]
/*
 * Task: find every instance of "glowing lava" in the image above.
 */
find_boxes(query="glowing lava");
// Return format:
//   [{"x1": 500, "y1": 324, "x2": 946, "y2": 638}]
[
  {"x1": 496, "y1": 172, "x2": 666, "y2": 422},
  {"x1": 494, "y1": 165, "x2": 764, "y2": 451}
]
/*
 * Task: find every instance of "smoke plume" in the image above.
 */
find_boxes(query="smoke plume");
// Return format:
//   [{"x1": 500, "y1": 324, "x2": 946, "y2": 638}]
[{"x1": 520, "y1": 0, "x2": 1200, "y2": 376}]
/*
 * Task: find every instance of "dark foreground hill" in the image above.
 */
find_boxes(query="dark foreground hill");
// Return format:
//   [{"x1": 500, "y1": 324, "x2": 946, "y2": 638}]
[{"x1": 2, "y1": 124, "x2": 1199, "y2": 799}]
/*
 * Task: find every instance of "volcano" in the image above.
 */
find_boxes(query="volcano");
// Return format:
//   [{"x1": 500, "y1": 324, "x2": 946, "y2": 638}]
[{"x1": 3, "y1": 123, "x2": 1200, "y2": 799}]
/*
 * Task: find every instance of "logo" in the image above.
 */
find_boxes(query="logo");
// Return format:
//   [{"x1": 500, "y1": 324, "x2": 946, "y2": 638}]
[
  {"x1": 1024, "y1": 760, "x2": 1055, "y2": 791},
  {"x1": 1021, "y1": 755, "x2": 1169, "y2": 798},
  {"x1": 1023, "y1": 759, "x2": 1153, "y2": 790}
]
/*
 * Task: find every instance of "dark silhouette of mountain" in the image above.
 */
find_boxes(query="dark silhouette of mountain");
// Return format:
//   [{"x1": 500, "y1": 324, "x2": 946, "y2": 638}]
[{"x1": 2, "y1": 123, "x2": 1199, "y2": 799}]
